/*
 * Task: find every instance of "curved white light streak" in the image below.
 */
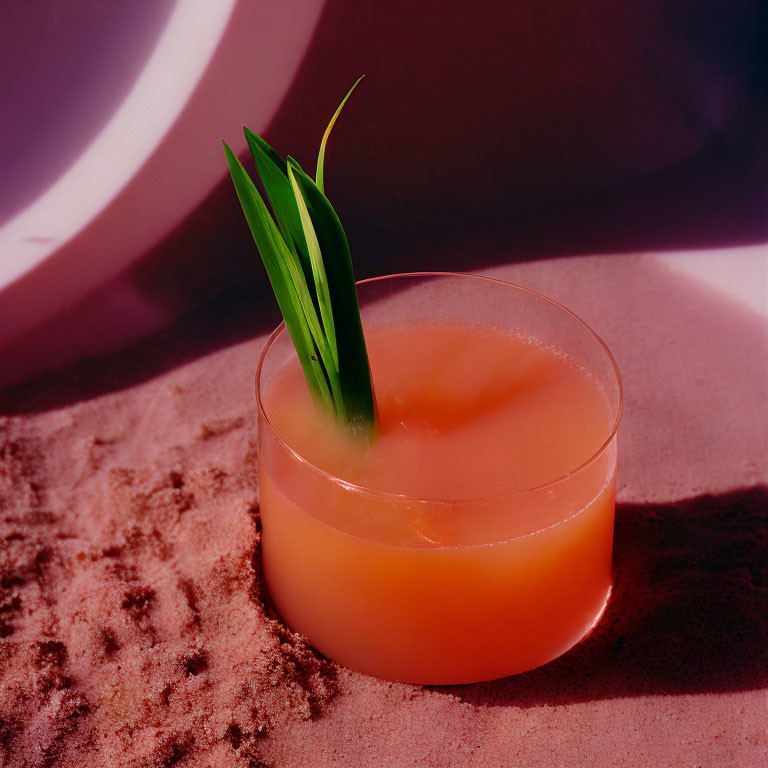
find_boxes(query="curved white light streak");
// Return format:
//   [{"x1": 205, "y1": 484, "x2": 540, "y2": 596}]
[{"x1": 0, "y1": 0, "x2": 238, "y2": 287}]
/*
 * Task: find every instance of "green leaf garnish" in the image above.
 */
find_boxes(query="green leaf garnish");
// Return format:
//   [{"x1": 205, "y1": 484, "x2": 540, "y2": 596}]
[
  {"x1": 316, "y1": 75, "x2": 364, "y2": 194},
  {"x1": 222, "y1": 142, "x2": 330, "y2": 402},
  {"x1": 288, "y1": 163, "x2": 338, "y2": 370},
  {"x1": 223, "y1": 78, "x2": 376, "y2": 436},
  {"x1": 243, "y1": 130, "x2": 310, "y2": 278}
]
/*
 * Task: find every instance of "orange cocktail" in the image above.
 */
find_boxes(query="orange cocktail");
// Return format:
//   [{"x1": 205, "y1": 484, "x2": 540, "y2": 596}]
[{"x1": 257, "y1": 273, "x2": 622, "y2": 684}]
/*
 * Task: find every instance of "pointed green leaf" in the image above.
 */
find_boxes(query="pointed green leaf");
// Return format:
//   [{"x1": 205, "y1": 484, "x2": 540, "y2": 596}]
[
  {"x1": 315, "y1": 75, "x2": 364, "y2": 194},
  {"x1": 285, "y1": 155, "x2": 304, "y2": 174},
  {"x1": 288, "y1": 163, "x2": 338, "y2": 371},
  {"x1": 273, "y1": 224, "x2": 342, "y2": 414},
  {"x1": 243, "y1": 129, "x2": 309, "y2": 272},
  {"x1": 222, "y1": 140, "x2": 330, "y2": 404},
  {"x1": 290, "y1": 164, "x2": 376, "y2": 432},
  {"x1": 247, "y1": 130, "x2": 284, "y2": 170}
]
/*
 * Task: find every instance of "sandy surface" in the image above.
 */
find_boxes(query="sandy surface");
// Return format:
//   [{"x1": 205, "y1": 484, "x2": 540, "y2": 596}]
[{"x1": 0, "y1": 254, "x2": 766, "y2": 767}]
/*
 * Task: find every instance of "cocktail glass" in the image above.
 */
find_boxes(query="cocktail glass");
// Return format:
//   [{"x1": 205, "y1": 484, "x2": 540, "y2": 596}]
[{"x1": 256, "y1": 272, "x2": 623, "y2": 684}]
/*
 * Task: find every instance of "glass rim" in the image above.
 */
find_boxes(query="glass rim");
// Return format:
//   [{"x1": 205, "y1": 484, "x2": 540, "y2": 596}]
[{"x1": 255, "y1": 271, "x2": 624, "y2": 505}]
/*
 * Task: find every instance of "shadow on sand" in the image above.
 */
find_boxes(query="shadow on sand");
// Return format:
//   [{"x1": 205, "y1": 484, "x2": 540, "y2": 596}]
[{"x1": 433, "y1": 486, "x2": 767, "y2": 706}]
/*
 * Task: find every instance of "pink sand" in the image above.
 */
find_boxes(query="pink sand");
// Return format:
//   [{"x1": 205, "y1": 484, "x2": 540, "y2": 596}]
[{"x1": 0, "y1": 255, "x2": 765, "y2": 767}]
